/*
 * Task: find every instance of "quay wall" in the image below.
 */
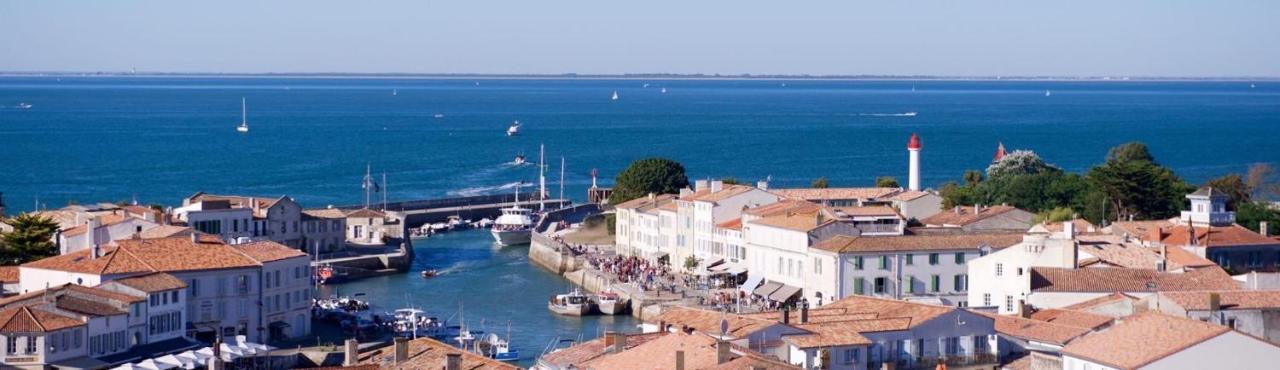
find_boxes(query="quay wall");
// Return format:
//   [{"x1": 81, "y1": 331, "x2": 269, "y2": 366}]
[{"x1": 528, "y1": 232, "x2": 581, "y2": 273}]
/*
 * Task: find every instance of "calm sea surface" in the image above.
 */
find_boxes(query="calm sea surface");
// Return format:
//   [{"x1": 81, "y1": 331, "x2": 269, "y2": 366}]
[{"x1": 1, "y1": 76, "x2": 1278, "y2": 365}]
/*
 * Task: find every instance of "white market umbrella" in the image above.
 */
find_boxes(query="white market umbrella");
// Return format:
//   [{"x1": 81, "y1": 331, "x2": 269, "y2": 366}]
[
  {"x1": 154, "y1": 354, "x2": 196, "y2": 369},
  {"x1": 136, "y1": 359, "x2": 176, "y2": 370},
  {"x1": 176, "y1": 349, "x2": 211, "y2": 364},
  {"x1": 112, "y1": 364, "x2": 142, "y2": 370}
]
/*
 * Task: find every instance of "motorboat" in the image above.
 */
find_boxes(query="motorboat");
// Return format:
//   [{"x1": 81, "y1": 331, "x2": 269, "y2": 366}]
[
  {"x1": 512, "y1": 154, "x2": 527, "y2": 166},
  {"x1": 479, "y1": 332, "x2": 519, "y2": 362},
  {"x1": 236, "y1": 98, "x2": 249, "y2": 133},
  {"x1": 902, "y1": 112, "x2": 918, "y2": 117},
  {"x1": 446, "y1": 215, "x2": 468, "y2": 230},
  {"x1": 490, "y1": 184, "x2": 533, "y2": 246},
  {"x1": 1045, "y1": 90, "x2": 1052, "y2": 97},
  {"x1": 506, "y1": 120, "x2": 521, "y2": 136},
  {"x1": 471, "y1": 218, "x2": 494, "y2": 228},
  {"x1": 15, "y1": 102, "x2": 32, "y2": 109},
  {"x1": 314, "y1": 265, "x2": 349, "y2": 285},
  {"x1": 392, "y1": 89, "x2": 398, "y2": 96},
  {"x1": 390, "y1": 308, "x2": 447, "y2": 339},
  {"x1": 434, "y1": 113, "x2": 445, "y2": 118},
  {"x1": 548, "y1": 289, "x2": 594, "y2": 316},
  {"x1": 421, "y1": 269, "x2": 438, "y2": 278},
  {"x1": 660, "y1": 87, "x2": 667, "y2": 94},
  {"x1": 596, "y1": 291, "x2": 628, "y2": 315}
]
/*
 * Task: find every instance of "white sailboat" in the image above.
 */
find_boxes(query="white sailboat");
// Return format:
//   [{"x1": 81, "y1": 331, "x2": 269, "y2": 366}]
[
  {"x1": 611, "y1": 91, "x2": 619, "y2": 101},
  {"x1": 1044, "y1": 90, "x2": 1052, "y2": 97},
  {"x1": 660, "y1": 87, "x2": 667, "y2": 94},
  {"x1": 393, "y1": 89, "x2": 398, "y2": 96},
  {"x1": 506, "y1": 121, "x2": 521, "y2": 136},
  {"x1": 236, "y1": 98, "x2": 249, "y2": 133}
]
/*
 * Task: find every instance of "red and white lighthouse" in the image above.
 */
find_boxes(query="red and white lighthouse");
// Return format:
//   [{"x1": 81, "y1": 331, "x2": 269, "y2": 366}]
[{"x1": 907, "y1": 133, "x2": 922, "y2": 191}]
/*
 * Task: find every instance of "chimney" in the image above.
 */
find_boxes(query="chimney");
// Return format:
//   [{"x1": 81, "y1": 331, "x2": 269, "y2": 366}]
[
  {"x1": 446, "y1": 353, "x2": 462, "y2": 370},
  {"x1": 716, "y1": 340, "x2": 733, "y2": 364},
  {"x1": 1209, "y1": 293, "x2": 1221, "y2": 313},
  {"x1": 757, "y1": 179, "x2": 769, "y2": 190},
  {"x1": 248, "y1": 197, "x2": 258, "y2": 211},
  {"x1": 710, "y1": 180, "x2": 723, "y2": 192},
  {"x1": 1063, "y1": 220, "x2": 1076, "y2": 240},
  {"x1": 1149, "y1": 227, "x2": 1163, "y2": 244},
  {"x1": 191, "y1": 232, "x2": 199, "y2": 244},
  {"x1": 1261, "y1": 222, "x2": 1270, "y2": 237},
  {"x1": 973, "y1": 204, "x2": 980, "y2": 215},
  {"x1": 604, "y1": 330, "x2": 618, "y2": 352},
  {"x1": 800, "y1": 301, "x2": 810, "y2": 324},
  {"x1": 648, "y1": 193, "x2": 655, "y2": 201},
  {"x1": 91, "y1": 243, "x2": 101, "y2": 260},
  {"x1": 85, "y1": 216, "x2": 101, "y2": 251},
  {"x1": 342, "y1": 339, "x2": 359, "y2": 366},
  {"x1": 781, "y1": 306, "x2": 790, "y2": 325},
  {"x1": 393, "y1": 337, "x2": 408, "y2": 364},
  {"x1": 612, "y1": 332, "x2": 627, "y2": 353},
  {"x1": 675, "y1": 350, "x2": 686, "y2": 370},
  {"x1": 1018, "y1": 300, "x2": 1031, "y2": 319},
  {"x1": 954, "y1": 206, "x2": 960, "y2": 215},
  {"x1": 695, "y1": 180, "x2": 709, "y2": 192},
  {"x1": 658, "y1": 320, "x2": 667, "y2": 333}
]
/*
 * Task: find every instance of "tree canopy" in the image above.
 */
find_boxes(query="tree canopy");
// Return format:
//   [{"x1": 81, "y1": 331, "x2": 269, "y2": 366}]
[
  {"x1": 986, "y1": 150, "x2": 1061, "y2": 178},
  {"x1": 1, "y1": 213, "x2": 60, "y2": 265},
  {"x1": 1204, "y1": 174, "x2": 1251, "y2": 211},
  {"x1": 875, "y1": 176, "x2": 900, "y2": 188},
  {"x1": 608, "y1": 158, "x2": 690, "y2": 204},
  {"x1": 811, "y1": 177, "x2": 829, "y2": 189}
]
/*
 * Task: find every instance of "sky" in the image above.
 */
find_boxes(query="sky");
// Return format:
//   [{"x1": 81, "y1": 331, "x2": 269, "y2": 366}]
[{"x1": 2, "y1": 1, "x2": 1278, "y2": 77}]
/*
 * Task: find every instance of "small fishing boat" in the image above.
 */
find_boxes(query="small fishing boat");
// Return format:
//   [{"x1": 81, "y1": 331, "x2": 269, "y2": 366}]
[
  {"x1": 421, "y1": 270, "x2": 438, "y2": 278},
  {"x1": 434, "y1": 113, "x2": 445, "y2": 118},
  {"x1": 548, "y1": 289, "x2": 594, "y2": 316},
  {"x1": 314, "y1": 265, "x2": 349, "y2": 285},
  {"x1": 480, "y1": 332, "x2": 519, "y2": 362},
  {"x1": 596, "y1": 291, "x2": 628, "y2": 315},
  {"x1": 446, "y1": 215, "x2": 468, "y2": 230},
  {"x1": 902, "y1": 112, "x2": 918, "y2": 117},
  {"x1": 15, "y1": 102, "x2": 32, "y2": 109},
  {"x1": 512, "y1": 154, "x2": 527, "y2": 166},
  {"x1": 236, "y1": 98, "x2": 250, "y2": 133},
  {"x1": 506, "y1": 120, "x2": 521, "y2": 136},
  {"x1": 391, "y1": 308, "x2": 446, "y2": 338},
  {"x1": 471, "y1": 218, "x2": 494, "y2": 228},
  {"x1": 610, "y1": 91, "x2": 619, "y2": 101}
]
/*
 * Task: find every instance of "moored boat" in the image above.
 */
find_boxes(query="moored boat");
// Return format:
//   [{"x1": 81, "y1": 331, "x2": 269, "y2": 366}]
[
  {"x1": 595, "y1": 291, "x2": 628, "y2": 315},
  {"x1": 547, "y1": 289, "x2": 594, "y2": 316}
]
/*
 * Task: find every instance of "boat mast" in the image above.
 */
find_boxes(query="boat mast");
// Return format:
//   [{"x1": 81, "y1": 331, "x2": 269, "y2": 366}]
[
  {"x1": 382, "y1": 172, "x2": 388, "y2": 211},
  {"x1": 241, "y1": 97, "x2": 247, "y2": 125},
  {"x1": 538, "y1": 143, "x2": 546, "y2": 211},
  {"x1": 559, "y1": 156, "x2": 566, "y2": 202}
]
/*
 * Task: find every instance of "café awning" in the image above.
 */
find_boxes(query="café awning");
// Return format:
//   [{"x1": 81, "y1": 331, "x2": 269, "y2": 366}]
[
  {"x1": 769, "y1": 284, "x2": 802, "y2": 302},
  {"x1": 739, "y1": 273, "x2": 765, "y2": 294},
  {"x1": 753, "y1": 281, "x2": 782, "y2": 297}
]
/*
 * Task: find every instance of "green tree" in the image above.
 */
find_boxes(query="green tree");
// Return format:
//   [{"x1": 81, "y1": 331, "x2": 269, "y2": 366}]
[
  {"x1": 939, "y1": 181, "x2": 977, "y2": 209},
  {"x1": 1032, "y1": 207, "x2": 1077, "y2": 224},
  {"x1": 608, "y1": 158, "x2": 690, "y2": 205},
  {"x1": 1236, "y1": 201, "x2": 1280, "y2": 236},
  {"x1": 811, "y1": 177, "x2": 829, "y2": 189},
  {"x1": 719, "y1": 177, "x2": 742, "y2": 185},
  {"x1": 978, "y1": 171, "x2": 1087, "y2": 213},
  {"x1": 1204, "y1": 174, "x2": 1251, "y2": 211},
  {"x1": 0, "y1": 213, "x2": 60, "y2": 264},
  {"x1": 1086, "y1": 143, "x2": 1192, "y2": 222},
  {"x1": 683, "y1": 256, "x2": 700, "y2": 272},
  {"x1": 875, "y1": 176, "x2": 900, "y2": 188},
  {"x1": 1246, "y1": 163, "x2": 1279, "y2": 200},
  {"x1": 963, "y1": 170, "x2": 984, "y2": 187},
  {"x1": 986, "y1": 150, "x2": 1061, "y2": 178}
]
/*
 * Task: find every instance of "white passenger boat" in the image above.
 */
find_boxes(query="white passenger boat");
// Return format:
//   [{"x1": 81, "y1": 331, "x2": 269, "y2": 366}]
[
  {"x1": 548, "y1": 289, "x2": 594, "y2": 316},
  {"x1": 490, "y1": 185, "x2": 533, "y2": 246},
  {"x1": 506, "y1": 120, "x2": 521, "y2": 136},
  {"x1": 596, "y1": 291, "x2": 628, "y2": 315}
]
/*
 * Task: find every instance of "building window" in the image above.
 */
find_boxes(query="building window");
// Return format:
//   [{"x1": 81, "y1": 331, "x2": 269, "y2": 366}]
[
  {"x1": 930, "y1": 275, "x2": 941, "y2": 293},
  {"x1": 954, "y1": 274, "x2": 967, "y2": 291},
  {"x1": 1227, "y1": 317, "x2": 1237, "y2": 329},
  {"x1": 844, "y1": 348, "x2": 860, "y2": 364},
  {"x1": 955, "y1": 253, "x2": 965, "y2": 264},
  {"x1": 945, "y1": 337, "x2": 960, "y2": 355},
  {"x1": 854, "y1": 278, "x2": 865, "y2": 295},
  {"x1": 904, "y1": 275, "x2": 914, "y2": 293},
  {"x1": 171, "y1": 290, "x2": 178, "y2": 302},
  {"x1": 995, "y1": 263, "x2": 1003, "y2": 277},
  {"x1": 874, "y1": 277, "x2": 887, "y2": 294},
  {"x1": 1005, "y1": 295, "x2": 1014, "y2": 312},
  {"x1": 905, "y1": 254, "x2": 914, "y2": 265},
  {"x1": 879, "y1": 255, "x2": 889, "y2": 270},
  {"x1": 983, "y1": 293, "x2": 991, "y2": 306},
  {"x1": 6, "y1": 336, "x2": 15, "y2": 354},
  {"x1": 1248, "y1": 252, "x2": 1263, "y2": 267},
  {"x1": 854, "y1": 256, "x2": 864, "y2": 270},
  {"x1": 150, "y1": 294, "x2": 159, "y2": 307},
  {"x1": 1017, "y1": 267, "x2": 1024, "y2": 276},
  {"x1": 974, "y1": 336, "x2": 989, "y2": 354},
  {"x1": 190, "y1": 279, "x2": 199, "y2": 297},
  {"x1": 929, "y1": 253, "x2": 940, "y2": 265},
  {"x1": 25, "y1": 336, "x2": 36, "y2": 354}
]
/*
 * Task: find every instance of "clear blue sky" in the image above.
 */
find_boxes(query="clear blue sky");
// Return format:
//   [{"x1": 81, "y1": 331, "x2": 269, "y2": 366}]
[{"x1": 2, "y1": 0, "x2": 1278, "y2": 77}]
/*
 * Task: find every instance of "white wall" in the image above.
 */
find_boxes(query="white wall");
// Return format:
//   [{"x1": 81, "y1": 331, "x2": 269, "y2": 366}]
[
  {"x1": 17, "y1": 267, "x2": 109, "y2": 293},
  {"x1": 1143, "y1": 331, "x2": 1280, "y2": 369},
  {"x1": 260, "y1": 257, "x2": 312, "y2": 340},
  {"x1": 966, "y1": 234, "x2": 1075, "y2": 314}
]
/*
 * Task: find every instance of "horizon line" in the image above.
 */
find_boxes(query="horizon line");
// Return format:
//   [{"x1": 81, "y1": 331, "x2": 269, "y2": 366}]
[{"x1": 2, "y1": 71, "x2": 1278, "y2": 81}]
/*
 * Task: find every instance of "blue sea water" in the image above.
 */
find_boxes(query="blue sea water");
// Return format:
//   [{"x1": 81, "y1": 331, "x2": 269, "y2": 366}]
[
  {"x1": 1, "y1": 77, "x2": 1277, "y2": 212},
  {"x1": 2, "y1": 77, "x2": 1278, "y2": 366}
]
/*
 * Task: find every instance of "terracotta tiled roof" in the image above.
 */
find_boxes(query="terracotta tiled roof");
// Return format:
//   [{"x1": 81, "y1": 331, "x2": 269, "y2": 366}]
[
  {"x1": 1030, "y1": 267, "x2": 1241, "y2": 293},
  {"x1": 302, "y1": 208, "x2": 348, "y2": 219},
  {"x1": 715, "y1": 218, "x2": 743, "y2": 231},
  {"x1": 1028, "y1": 309, "x2": 1113, "y2": 330},
  {"x1": 138, "y1": 225, "x2": 194, "y2": 239},
  {"x1": 983, "y1": 313, "x2": 1094, "y2": 345},
  {"x1": 1159, "y1": 290, "x2": 1280, "y2": 311},
  {"x1": 1002, "y1": 354, "x2": 1031, "y2": 370},
  {"x1": 22, "y1": 236, "x2": 261, "y2": 275},
  {"x1": 749, "y1": 209, "x2": 833, "y2": 232},
  {"x1": 830, "y1": 206, "x2": 902, "y2": 218},
  {"x1": 537, "y1": 332, "x2": 667, "y2": 368},
  {"x1": 888, "y1": 190, "x2": 932, "y2": 202},
  {"x1": 812, "y1": 233, "x2": 1023, "y2": 253},
  {"x1": 704, "y1": 351, "x2": 800, "y2": 370},
  {"x1": 1156, "y1": 224, "x2": 1275, "y2": 248},
  {"x1": 742, "y1": 199, "x2": 822, "y2": 217},
  {"x1": 61, "y1": 213, "x2": 131, "y2": 237},
  {"x1": 684, "y1": 185, "x2": 760, "y2": 203},
  {"x1": 784, "y1": 320, "x2": 885, "y2": 348},
  {"x1": 1062, "y1": 292, "x2": 1139, "y2": 311},
  {"x1": 821, "y1": 295, "x2": 954, "y2": 329},
  {"x1": 358, "y1": 337, "x2": 518, "y2": 370},
  {"x1": 108, "y1": 272, "x2": 187, "y2": 293},
  {"x1": 1061, "y1": 312, "x2": 1230, "y2": 370},
  {"x1": 614, "y1": 194, "x2": 677, "y2": 210},
  {"x1": 345, "y1": 208, "x2": 387, "y2": 219},
  {"x1": 55, "y1": 295, "x2": 127, "y2": 316},
  {"x1": 233, "y1": 241, "x2": 308, "y2": 263},
  {"x1": 1074, "y1": 235, "x2": 1175, "y2": 269},
  {"x1": 0, "y1": 306, "x2": 84, "y2": 333},
  {"x1": 1038, "y1": 219, "x2": 1098, "y2": 234},
  {"x1": 1161, "y1": 246, "x2": 1218, "y2": 269},
  {"x1": 581, "y1": 332, "x2": 718, "y2": 370},
  {"x1": 0, "y1": 266, "x2": 18, "y2": 283},
  {"x1": 654, "y1": 307, "x2": 777, "y2": 338},
  {"x1": 921, "y1": 205, "x2": 1025, "y2": 227},
  {"x1": 769, "y1": 187, "x2": 901, "y2": 202}
]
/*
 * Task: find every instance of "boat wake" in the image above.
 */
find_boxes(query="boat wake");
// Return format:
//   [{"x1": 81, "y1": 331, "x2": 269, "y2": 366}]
[
  {"x1": 856, "y1": 112, "x2": 918, "y2": 117},
  {"x1": 447, "y1": 182, "x2": 531, "y2": 197}
]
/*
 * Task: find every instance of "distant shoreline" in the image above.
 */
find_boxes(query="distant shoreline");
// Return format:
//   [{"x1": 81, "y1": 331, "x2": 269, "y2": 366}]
[{"x1": 0, "y1": 71, "x2": 1276, "y2": 82}]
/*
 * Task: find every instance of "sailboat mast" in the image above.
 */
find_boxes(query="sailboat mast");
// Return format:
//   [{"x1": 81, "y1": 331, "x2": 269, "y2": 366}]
[
  {"x1": 559, "y1": 156, "x2": 566, "y2": 202},
  {"x1": 382, "y1": 172, "x2": 388, "y2": 211},
  {"x1": 364, "y1": 164, "x2": 371, "y2": 209},
  {"x1": 538, "y1": 143, "x2": 546, "y2": 211},
  {"x1": 241, "y1": 97, "x2": 246, "y2": 124}
]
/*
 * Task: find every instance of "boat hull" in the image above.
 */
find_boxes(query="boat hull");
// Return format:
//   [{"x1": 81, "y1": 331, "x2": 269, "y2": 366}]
[
  {"x1": 597, "y1": 300, "x2": 628, "y2": 315},
  {"x1": 547, "y1": 302, "x2": 593, "y2": 316},
  {"x1": 491, "y1": 229, "x2": 531, "y2": 246}
]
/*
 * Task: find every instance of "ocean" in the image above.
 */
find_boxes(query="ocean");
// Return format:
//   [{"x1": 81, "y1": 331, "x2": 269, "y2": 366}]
[{"x1": 1, "y1": 77, "x2": 1276, "y2": 213}]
